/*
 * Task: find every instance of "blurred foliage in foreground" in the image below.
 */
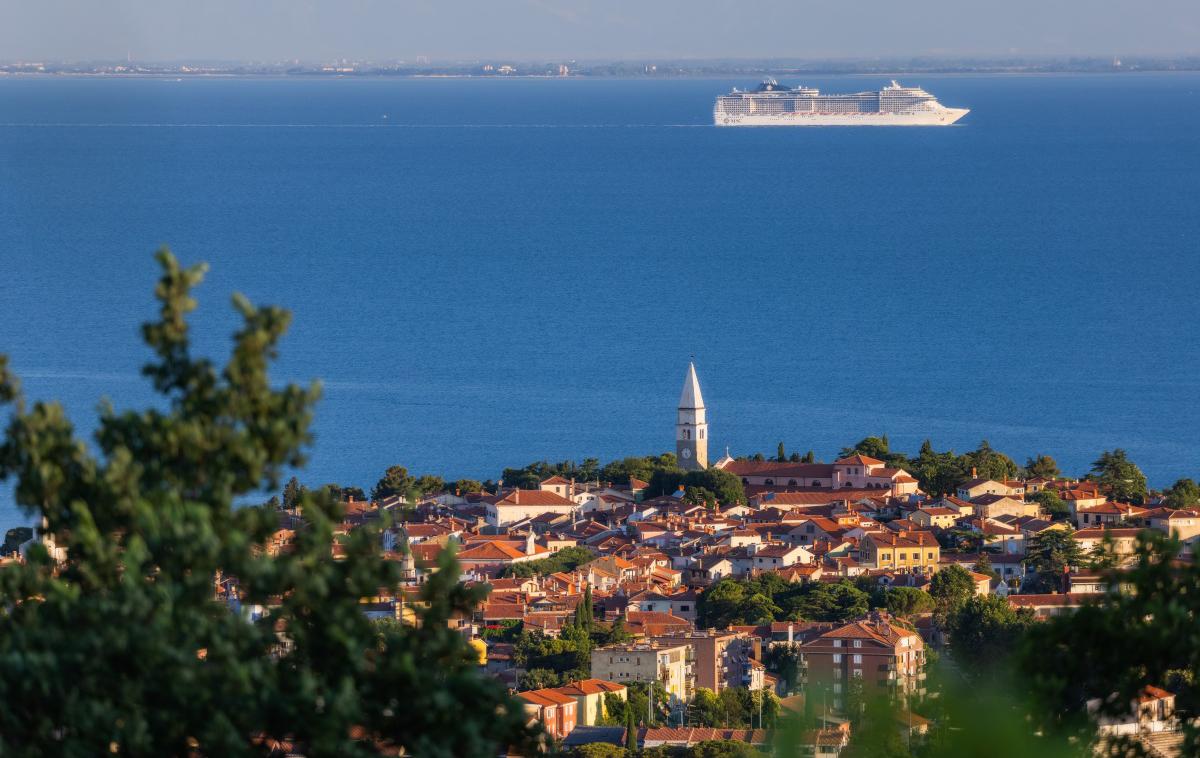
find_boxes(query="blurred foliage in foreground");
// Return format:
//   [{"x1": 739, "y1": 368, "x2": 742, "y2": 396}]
[{"x1": 0, "y1": 250, "x2": 538, "y2": 756}]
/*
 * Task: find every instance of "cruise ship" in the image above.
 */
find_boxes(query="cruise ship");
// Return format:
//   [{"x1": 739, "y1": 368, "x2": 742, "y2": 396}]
[{"x1": 714, "y1": 80, "x2": 969, "y2": 126}]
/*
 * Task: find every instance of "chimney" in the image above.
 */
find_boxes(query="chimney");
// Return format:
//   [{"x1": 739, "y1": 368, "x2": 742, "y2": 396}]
[
  {"x1": 525, "y1": 532, "x2": 536, "y2": 555},
  {"x1": 787, "y1": 623, "x2": 795, "y2": 644}
]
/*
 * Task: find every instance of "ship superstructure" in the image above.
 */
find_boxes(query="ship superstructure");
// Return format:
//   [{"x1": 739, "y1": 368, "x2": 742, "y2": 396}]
[{"x1": 714, "y1": 80, "x2": 969, "y2": 126}]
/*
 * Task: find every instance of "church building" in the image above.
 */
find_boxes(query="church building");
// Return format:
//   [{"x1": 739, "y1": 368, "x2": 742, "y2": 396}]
[{"x1": 676, "y1": 362, "x2": 708, "y2": 471}]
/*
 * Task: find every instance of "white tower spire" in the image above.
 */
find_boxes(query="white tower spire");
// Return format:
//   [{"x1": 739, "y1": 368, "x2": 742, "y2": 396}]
[{"x1": 676, "y1": 361, "x2": 709, "y2": 471}]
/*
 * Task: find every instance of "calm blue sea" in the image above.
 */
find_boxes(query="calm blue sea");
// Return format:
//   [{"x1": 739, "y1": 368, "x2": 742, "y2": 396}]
[{"x1": 1, "y1": 73, "x2": 1198, "y2": 529}]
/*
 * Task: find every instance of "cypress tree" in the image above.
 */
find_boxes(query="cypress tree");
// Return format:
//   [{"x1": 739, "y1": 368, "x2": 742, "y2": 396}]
[{"x1": 625, "y1": 706, "x2": 638, "y2": 751}]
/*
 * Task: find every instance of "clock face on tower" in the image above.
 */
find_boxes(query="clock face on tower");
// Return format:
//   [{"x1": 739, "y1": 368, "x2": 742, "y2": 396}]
[{"x1": 681, "y1": 448, "x2": 691, "y2": 459}]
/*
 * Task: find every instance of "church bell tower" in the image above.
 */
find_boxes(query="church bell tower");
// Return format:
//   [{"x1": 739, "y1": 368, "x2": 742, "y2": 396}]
[{"x1": 676, "y1": 362, "x2": 708, "y2": 471}]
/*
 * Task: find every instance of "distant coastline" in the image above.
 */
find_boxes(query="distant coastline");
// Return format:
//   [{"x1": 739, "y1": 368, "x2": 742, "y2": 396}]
[{"x1": 3, "y1": 55, "x2": 1199, "y2": 79}]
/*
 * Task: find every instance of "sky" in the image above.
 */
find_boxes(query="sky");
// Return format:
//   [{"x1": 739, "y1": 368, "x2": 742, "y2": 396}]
[{"x1": 1, "y1": 0, "x2": 1198, "y2": 62}]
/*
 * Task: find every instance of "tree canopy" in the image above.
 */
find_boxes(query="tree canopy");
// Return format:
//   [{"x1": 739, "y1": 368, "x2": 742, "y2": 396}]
[
  {"x1": 1089, "y1": 449, "x2": 1148, "y2": 504},
  {"x1": 697, "y1": 576, "x2": 869, "y2": 629},
  {"x1": 0, "y1": 250, "x2": 536, "y2": 756},
  {"x1": 1023, "y1": 454, "x2": 1060, "y2": 480},
  {"x1": 1164, "y1": 477, "x2": 1200, "y2": 510},
  {"x1": 1023, "y1": 528, "x2": 1087, "y2": 593},
  {"x1": 928, "y1": 564, "x2": 975, "y2": 621}
]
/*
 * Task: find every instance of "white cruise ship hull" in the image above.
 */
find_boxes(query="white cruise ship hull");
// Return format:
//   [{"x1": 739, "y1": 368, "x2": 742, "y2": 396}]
[{"x1": 714, "y1": 108, "x2": 969, "y2": 127}]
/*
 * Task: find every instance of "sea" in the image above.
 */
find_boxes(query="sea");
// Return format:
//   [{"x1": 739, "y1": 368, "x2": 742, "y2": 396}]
[{"x1": 1, "y1": 73, "x2": 1198, "y2": 530}]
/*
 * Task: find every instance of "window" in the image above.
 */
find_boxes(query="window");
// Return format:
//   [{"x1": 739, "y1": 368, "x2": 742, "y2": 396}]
[
  {"x1": 833, "y1": 640, "x2": 842, "y2": 648},
  {"x1": 680, "y1": 605, "x2": 690, "y2": 612},
  {"x1": 853, "y1": 669, "x2": 863, "y2": 678},
  {"x1": 853, "y1": 640, "x2": 862, "y2": 648},
  {"x1": 700, "y1": 429, "x2": 705, "y2": 439},
  {"x1": 789, "y1": 479, "x2": 797, "y2": 486},
  {"x1": 853, "y1": 654, "x2": 862, "y2": 664},
  {"x1": 832, "y1": 654, "x2": 842, "y2": 663}
]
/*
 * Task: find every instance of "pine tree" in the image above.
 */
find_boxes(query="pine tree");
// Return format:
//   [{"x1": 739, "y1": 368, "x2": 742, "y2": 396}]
[{"x1": 0, "y1": 250, "x2": 538, "y2": 756}]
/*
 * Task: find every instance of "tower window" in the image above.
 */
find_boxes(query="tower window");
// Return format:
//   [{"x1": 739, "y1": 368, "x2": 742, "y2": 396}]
[
  {"x1": 683, "y1": 429, "x2": 691, "y2": 440},
  {"x1": 699, "y1": 429, "x2": 704, "y2": 439}
]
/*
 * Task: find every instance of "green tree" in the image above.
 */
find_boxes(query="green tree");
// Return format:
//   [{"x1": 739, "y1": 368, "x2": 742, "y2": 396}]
[
  {"x1": 682, "y1": 468, "x2": 745, "y2": 506},
  {"x1": 576, "y1": 584, "x2": 594, "y2": 629},
  {"x1": 910, "y1": 440, "x2": 966, "y2": 496},
  {"x1": 786, "y1": 581, "x2": 870, "y2": 622},
  {"x1": 777, "y1": 441, "x2": 787, "y2": 462},
  {"x1": 413, "y1": 474, "x2": 445, "y2": 497},
  {"x1": 372, "y1": 464, "x2": 416, "y2": 502},
  {"x1": 1018, "y1": 533, "x2": 1200, "y2": 750},
  {"x1": 321, "y1": 482, "x2": 366, "y2": 503},
  {"x1": 1164, "y1": 478, "x2": 1200, "y2": 510},
  {"x1": 598, "y1": 454, "x2": 678, "y2": 486},
  {"x1": 1024, "y1": 528, "x2": 1086, "y2": 593},
  {"x1": 961, "y1": 440, "x2": 1018, "y2": 482},
  {"x1": 623, "y1": 681, "x2": 669, "y2": 727},
  {"x1": 518, "y1": 668, "x2": 563, "y2": 690},
  {"x1": 840, "y1": 435, "x2": 892, "y2": 462},
  {"x1": 948, "y1": 594, "x2": 1036, "y2": 671},
  {"x1": 885, "y1": 586, "x2": 934, "y2": 620},
  {"x1": 600, "y1": 615, "x2": 632, "y2": 646},
  {"x1": 691, "y1": 739, "x2": 766, "y2": 758},
  {"x1": 690, "y1": 687, "x2": 723, "y2": 726},
  {"x1": 928, "y1": 564, "x2": 975, "y2": 621},
  {"x1": 717, "y1": 687, "x2": 750, "y2": 727},
  {"x1": 625, "y1": 706, "x2": 638, "y2": 751},
  {"x1": 449, "y1": 478, "x2": 483, "y2": 494},
  {"x1": 1023, "y1": 454, "x2": 1060, "y2": 480},
  {"x1": 697, "y1": 579, "x2": 747, "y2": 629},
  {"x1": 0, "y1": 250, "x2": 536, "y2": 756},
  {"x1": 501, "y1": 545, "x2": 595, "y2": 578},
  {"x1": 683, "y1": 485, "x2": 718, "y2": 509},
  {"x1": 972, "y1": 553, "x2": 999, "y2": 581},
  {"x1": 1031, "y1": 488, "x2": 1070, "y2": 520},
  {"x1": 738, "y1": 593, "x2": 782, "y2": 625},
  {"x1": 569, "y1": 743, "x2": 627, "y2": 758},
  {"x1": 763, "y1": 644, "x2": 802, "y2": 695},
  {"x1": 1089, "y1": 449, "x2": 1148, "y2": 504},
  {"x1": 282, "y1": 475, "x2": 306, "y2": 509}
]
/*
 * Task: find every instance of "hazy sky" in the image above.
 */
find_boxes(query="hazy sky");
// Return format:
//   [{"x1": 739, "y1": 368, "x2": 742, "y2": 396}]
[{"x1": 2, "y1": 0, "x2": 1198, "y2": 62}]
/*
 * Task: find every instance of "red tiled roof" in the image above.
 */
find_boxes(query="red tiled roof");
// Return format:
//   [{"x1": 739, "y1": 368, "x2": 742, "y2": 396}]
[
  {"x1": 556, "y1": 679, "x2": 627, "y2": 696},
  {"x1": 458, "y1": 541, "x2": 529, "y2": 561},
  {"x1": 834, "y1": 454, "x2": 885, "y2": 466},
  {"x1": 492, "y1": 489, "x2": 576, "y2": 507},
  {"x1": 517, "y1": 688, "x2": 576, "y2": 707}
]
